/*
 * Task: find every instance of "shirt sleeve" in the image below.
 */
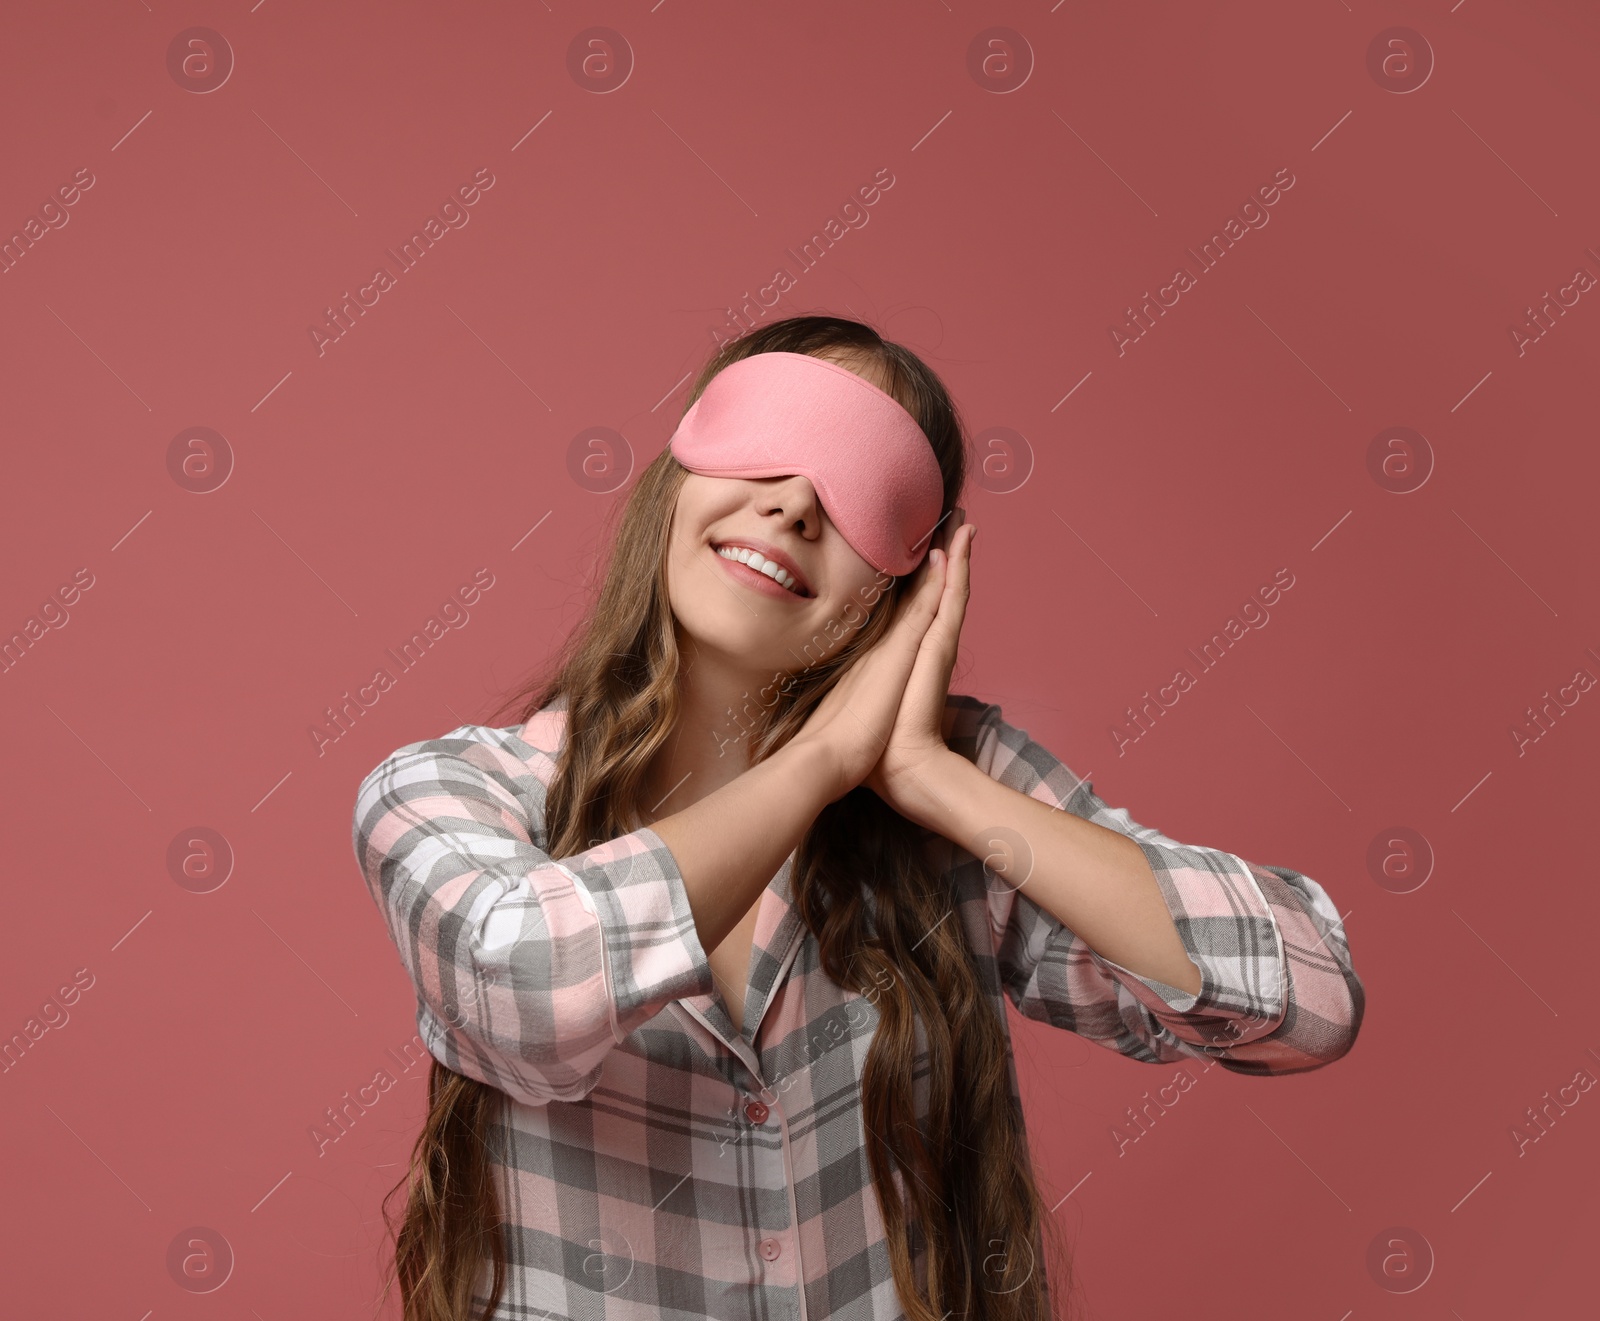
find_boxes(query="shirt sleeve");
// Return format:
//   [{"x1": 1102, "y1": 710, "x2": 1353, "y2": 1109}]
[
  {"x1": 351, "y1": 731, "x2": 716, "y2": 1106},
  {"x1": 946, "y1": 696, "x2": 1365, "y2": 1075}
]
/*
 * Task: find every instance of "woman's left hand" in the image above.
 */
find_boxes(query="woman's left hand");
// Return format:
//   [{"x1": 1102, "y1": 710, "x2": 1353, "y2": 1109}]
[{"x1": 862, "y1": 508, "x2": 975, "y2": 815}]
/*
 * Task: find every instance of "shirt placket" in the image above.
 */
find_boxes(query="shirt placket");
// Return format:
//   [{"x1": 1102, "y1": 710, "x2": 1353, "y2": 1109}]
[{"x1": 693, "y1": 881, "x2": 813, "y2": 1318}]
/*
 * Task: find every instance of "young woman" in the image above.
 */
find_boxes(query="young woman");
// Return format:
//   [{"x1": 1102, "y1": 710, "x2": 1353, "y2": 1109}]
[{"x1": 351, "y1": 315, "x2": 1364, "y2": 1321}]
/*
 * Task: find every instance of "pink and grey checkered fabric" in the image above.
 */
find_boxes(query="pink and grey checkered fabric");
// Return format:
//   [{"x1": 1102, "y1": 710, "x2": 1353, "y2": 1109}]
[{"x1": 351, "y1": 693, "x2": 1363, "y2": 1320}]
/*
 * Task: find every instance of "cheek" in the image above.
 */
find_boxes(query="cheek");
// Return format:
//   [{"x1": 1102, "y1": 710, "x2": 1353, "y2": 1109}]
[
  {"x1": 824, "y1": 571, "x2": 893, "y2": 631},
  {"x1": 825, "y1": 543, "x2": 889, "y2": 598},
  {"x1": 836, "y1": 599, "x2": 870, "y2": 630},
  {"x1": 849, "y1": 565, "x2": 895, "y2": 610},
  {"x1": 668, "y1": 544, "x2": 701, "y2": 608},
  {"x1": 667, "y1": 542, "x2": 737, "y2": 624}
]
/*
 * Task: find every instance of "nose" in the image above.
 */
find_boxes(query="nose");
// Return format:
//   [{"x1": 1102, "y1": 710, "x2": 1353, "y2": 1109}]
[{"x1": 757, "y1": 474, "x2": 822, "y2": 537}]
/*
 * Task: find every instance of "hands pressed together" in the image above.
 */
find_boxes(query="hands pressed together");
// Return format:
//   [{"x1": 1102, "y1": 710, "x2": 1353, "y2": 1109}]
[{"x1": 790, "y1": 507, "x2": 977, "y2": 816}]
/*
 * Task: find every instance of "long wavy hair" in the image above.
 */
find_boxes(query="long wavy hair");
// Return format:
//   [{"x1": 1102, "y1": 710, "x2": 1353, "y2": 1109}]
[{"x1": 373, "y1": 315, "x2": 1074, "y2": 1321}]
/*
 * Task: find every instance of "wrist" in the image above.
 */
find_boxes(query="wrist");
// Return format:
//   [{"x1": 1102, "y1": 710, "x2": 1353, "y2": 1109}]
[
  {"x1": 776, "y1": 734, "x2": 852, "y2": 809},
  {"x1": 882, "y1": 746, "x2": 975, "y2": 833}
]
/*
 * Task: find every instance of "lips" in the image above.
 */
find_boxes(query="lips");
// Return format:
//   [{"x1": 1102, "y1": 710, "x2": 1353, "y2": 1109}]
[
  {"x1": 710, "y1": 538, "x2": 814, "y2": 597},
  {"x1": 710, "y1": 543, "x2": 812, "y2": 599}
]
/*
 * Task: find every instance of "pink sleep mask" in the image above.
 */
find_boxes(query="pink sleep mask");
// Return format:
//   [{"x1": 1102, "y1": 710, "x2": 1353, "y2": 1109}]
[{"x1": 667, "y1": 351, "x2": 946, "y2": 577}]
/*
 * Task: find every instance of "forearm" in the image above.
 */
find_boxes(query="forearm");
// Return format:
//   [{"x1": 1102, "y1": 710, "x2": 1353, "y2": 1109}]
[
  {"x1": 893, "y1": 750, "x2": 1202, "y2": 995},
  {"x1": 648, "y1": 739, "x2": 838, "y2": 958}
]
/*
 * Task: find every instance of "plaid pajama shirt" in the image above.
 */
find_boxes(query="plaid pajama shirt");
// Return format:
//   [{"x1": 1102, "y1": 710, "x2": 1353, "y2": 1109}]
[{"x1": 351, "y1": 693, "x2": 1364, "y2": 1320}]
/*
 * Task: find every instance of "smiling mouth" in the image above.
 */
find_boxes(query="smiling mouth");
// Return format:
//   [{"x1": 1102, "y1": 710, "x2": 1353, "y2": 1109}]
[{"x1": 711, "y1": 543, "x2": 811, "y2": 597}]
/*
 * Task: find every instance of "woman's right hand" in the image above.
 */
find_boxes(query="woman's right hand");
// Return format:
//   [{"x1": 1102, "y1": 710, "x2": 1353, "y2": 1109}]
[{"x1": 787, "y1": 536, "x2": 952, "y2": 802}]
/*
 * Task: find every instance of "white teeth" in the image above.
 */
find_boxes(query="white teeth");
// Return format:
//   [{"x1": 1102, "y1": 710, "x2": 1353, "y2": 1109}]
[{"x1": 716, "y1": 545, "x2": 802, "y2": 594}]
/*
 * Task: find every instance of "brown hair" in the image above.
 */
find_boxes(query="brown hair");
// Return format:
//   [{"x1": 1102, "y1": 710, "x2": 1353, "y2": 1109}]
[{"x1": 374, "y1": 314, "x2": 1074, "y2": 1320}]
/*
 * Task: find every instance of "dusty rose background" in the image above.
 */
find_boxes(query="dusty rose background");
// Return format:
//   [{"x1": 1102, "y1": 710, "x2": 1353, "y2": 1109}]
[{"x1": 3, "y1": 2, "x2": 1596, "y2": 1316}]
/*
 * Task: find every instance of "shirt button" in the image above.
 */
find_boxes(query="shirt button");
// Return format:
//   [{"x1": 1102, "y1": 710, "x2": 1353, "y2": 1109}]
[
  {"x1": 745, "y1": 1100, "x2": 769, "y2": 1124},
  {"x1": 759, "y1": 1237, "x2": 782, "y2": 1261}
]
